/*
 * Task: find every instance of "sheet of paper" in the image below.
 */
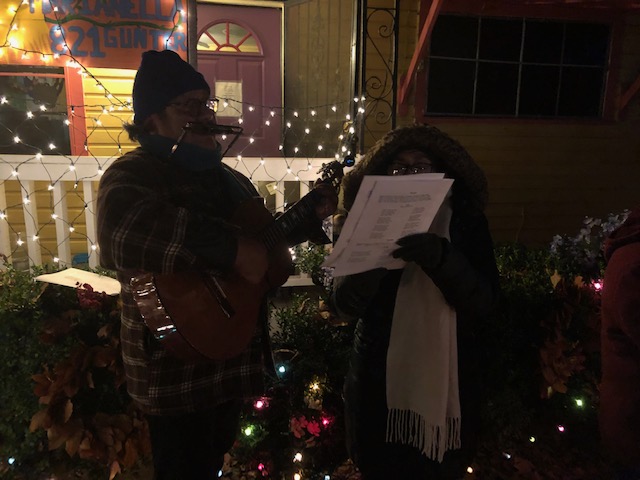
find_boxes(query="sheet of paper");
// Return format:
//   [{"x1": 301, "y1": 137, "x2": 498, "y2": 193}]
[
  {"x1": 323, "y1": 174, "x2": 453, "y2": 276},
  {"x1": 35, "y1": 267, "x2": 121, "y2": 296}
]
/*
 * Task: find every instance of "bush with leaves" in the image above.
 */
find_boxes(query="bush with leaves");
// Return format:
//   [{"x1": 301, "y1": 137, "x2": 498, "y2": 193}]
[
  {"x1": 228, "y1": 292, "x2": 356, "y2": 479},
  {"x1": 0, "y1": 265, "x2": 149, "y2": 480},
  {"x1": 549, "y1": 211, "x2": 629, "y2": 281}
]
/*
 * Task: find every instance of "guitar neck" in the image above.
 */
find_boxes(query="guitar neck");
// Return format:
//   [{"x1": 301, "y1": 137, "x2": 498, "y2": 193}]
[{"x1": 261, "y1": 190, "x2": 320, "y2": 251}]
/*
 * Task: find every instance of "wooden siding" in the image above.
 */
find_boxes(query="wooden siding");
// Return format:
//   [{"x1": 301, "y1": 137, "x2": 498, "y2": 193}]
[
  {"x1": 284, "y1": 0, "x2": 355, "y2": 156},
  {"x1": 431, "y1": 122, "x2": 640, "y2": 245},
  {"x1": 81, "y1": 68, "x2": 138, "y2": 158}
]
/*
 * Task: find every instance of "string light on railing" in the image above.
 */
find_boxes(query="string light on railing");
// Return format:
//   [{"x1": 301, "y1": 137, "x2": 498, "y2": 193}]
[
  {"x1": 11, "y1": 169, "x2": 18, "y2": 177},
  {"x1": 13, "y1": 135, "x2": 20, "y2": 143},
  {"x1": 51, "y1": 213, "x2": 58, "y2": 219},
  {"x1": 53, "y1": 257, "x2": 59, "y2": 263},
  {"x1": 16, "y1": 235, "x2": 24, "y2": 247},
  {"x1": 48, "y1": 143, "x2": 56, "y2": 150},
  {"x1": 69, "y1": 225, "x2": 75, "y2": 233},
  {"x1": 47, "y1": 184, "x2": 54, "y2": 191},
  {"x1": 26, "y1": 111, "x2": 33, "y2": 119},
  {"x1": 23, "y1": 196, "x2": 30, "y2": 205},
  {"x1": 68, "y1": 164, "x2": 75, "y2": 171},
  {"x1": 91, "y1": 244, "x2": 97, "y2": 251},
  {"x1": 0, "y1": 211, "x2": 6, "y2": 220},
  {"x1": 32, "y1": 234, "x2": 38, "y2": 242}
]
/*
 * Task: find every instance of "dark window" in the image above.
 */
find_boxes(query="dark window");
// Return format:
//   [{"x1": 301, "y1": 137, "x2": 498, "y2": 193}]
[
  {"x1": 0, "y1": 66, "x2": 71, "y2": 155},
  {"x1": 425, "y1": 15, "x2": 610, "y2": 118}
]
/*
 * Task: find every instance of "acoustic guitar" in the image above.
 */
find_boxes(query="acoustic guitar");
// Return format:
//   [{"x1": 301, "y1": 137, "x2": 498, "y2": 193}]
[{"x1": 130, "y1": 160, "x2": 345, "y2": 362}]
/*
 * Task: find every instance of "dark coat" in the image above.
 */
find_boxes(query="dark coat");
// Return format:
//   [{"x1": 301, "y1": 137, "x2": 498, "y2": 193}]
[
  {"x1": 600, "y1": 207, "x2": 640, "y2": 467},
  {"x1": 331, "y1": 125, "x2": 499, "y2": 478}
]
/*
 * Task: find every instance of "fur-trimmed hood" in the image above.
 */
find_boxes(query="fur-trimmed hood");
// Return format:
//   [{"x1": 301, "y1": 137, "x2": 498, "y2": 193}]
[{"x1": 342, "y1": 125, "x2": 488, "y2": 215}]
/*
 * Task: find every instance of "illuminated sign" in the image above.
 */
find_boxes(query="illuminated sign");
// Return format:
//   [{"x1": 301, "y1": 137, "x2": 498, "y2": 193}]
[{"x1": 0, "y1": 0, "x2": 188, "y2": 69}]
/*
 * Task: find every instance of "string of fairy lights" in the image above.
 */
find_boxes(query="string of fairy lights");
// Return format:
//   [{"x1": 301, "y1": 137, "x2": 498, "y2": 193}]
[{"x1": 0, "y1": 0, "x2": 363, "y2": 269}]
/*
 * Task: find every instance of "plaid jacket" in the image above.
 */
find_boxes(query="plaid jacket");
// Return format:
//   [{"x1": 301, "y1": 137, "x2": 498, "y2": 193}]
[{"x1": 96, "y1": 146, "x2": 269, "y2": 415}]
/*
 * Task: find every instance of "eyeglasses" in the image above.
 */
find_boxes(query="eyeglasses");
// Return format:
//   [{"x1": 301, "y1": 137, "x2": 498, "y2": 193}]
[
  {"x1": 169, "y1": 97, "x2": 219, "y2": 116},
  {"x1": 388, "y1": 163, "x2": 434, "y2": 176}
]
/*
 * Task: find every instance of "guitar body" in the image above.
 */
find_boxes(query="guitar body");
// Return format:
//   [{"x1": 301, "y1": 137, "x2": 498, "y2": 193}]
[
  {"x1": 131, "y1": 198, "x2": 293, "y2": 362},
  {"x1": 131, "y1": 161, "x2": 344, "y2": 362}
]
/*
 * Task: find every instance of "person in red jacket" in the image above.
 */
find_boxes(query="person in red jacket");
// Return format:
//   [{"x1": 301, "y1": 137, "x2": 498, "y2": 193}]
[{"x1": 600, "y1": 207, "x2": 640, "y2": 480}]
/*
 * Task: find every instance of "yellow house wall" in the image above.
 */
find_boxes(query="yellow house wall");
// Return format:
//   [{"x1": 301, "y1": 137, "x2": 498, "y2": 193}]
[{"x1": 81, "y1": 68, "x2": 138, "y2": 158}]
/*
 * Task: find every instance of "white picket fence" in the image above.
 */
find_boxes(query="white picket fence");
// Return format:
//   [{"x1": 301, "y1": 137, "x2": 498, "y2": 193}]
[{"x1": 0, "y1": 154, "x2": 340, "y2": 286}]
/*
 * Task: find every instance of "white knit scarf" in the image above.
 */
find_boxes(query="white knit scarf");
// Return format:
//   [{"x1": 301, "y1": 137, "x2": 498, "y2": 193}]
[{"x1": 385, "y1": 198, "x2": 461, "y2": 462}]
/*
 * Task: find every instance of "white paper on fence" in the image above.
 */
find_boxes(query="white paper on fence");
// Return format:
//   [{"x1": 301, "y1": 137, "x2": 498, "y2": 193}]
[
  {"x1": 323, "y1": 174, "x2": 453, "y2": 276},
  {"x1": 35, "y1": 268, "x2": 121, "y2": 296}
]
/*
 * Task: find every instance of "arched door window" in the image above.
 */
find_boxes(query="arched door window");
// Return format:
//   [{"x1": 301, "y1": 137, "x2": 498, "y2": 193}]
[{"x1": 197, "y1": 21, "x2": 260, "y2": 54}]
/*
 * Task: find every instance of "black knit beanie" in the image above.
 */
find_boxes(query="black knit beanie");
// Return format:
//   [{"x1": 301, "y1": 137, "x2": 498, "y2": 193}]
[{"x1": 132, "y1": 50, "x2": 210, "y2": 125}]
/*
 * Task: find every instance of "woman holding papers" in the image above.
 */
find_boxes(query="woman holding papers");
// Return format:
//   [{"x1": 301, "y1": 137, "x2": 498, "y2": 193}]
[{"x1": 331, "y1": 124, "x2": 499, "y2": 479}]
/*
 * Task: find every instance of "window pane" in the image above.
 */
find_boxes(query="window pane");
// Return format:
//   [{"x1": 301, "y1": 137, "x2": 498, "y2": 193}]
[
  {"x1": 519, "y1": 65, "x2": 560, "y2": 116},
  {"x1": 558, "y1": 66, "x2": 604, "y2": 117},
  {"x1": 475, "y1": 62, "x2": 518, "y2": 115},
  {"x1": 423, "y1": 15, "x2": 609, "y2": 119},
  {"x1": 523, "y1": 20, "x2": 564, "y2": 63},
  {"x1": 564, "y1": 23, "x2": 609, "y2": 66},
  {"x1": 198, "y1": 22, "x2": 259, "y2": 53},
  {"x1": 0, "y1": 72, "x2": 70, "y2": 155},
  {"x1": 479, "y1": 18, "x2": 522, "y2": 61},
  {"x1": 426, "y1": 59, "x2": 476, "y2": 114},
  {"x1": 431, "y1": 15, "x2": 478, "y2": 58}
]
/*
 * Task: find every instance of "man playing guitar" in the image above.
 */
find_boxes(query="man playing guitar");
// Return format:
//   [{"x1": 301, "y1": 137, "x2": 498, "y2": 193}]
[{"x1": 96, "y1": 49, "x2": 337, "y2": 480}]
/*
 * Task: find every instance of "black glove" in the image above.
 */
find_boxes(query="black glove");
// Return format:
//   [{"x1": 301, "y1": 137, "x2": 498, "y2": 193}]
[{"x1": 391, "y1": 232, "x2": 447, "y2": 271}]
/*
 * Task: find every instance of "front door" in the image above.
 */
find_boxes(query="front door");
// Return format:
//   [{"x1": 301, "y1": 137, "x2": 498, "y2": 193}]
[{"x1": 196, "y1": 3, "x2": 282, "y2": 157}]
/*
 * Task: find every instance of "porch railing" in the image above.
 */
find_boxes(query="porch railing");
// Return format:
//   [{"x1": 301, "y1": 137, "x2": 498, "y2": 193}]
[{"x1": 0, "y1": 155, "x2": 339, "y2": 286}]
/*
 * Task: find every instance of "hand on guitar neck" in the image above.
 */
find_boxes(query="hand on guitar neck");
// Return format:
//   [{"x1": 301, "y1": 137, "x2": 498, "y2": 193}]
[
  {"x1": 234, "y1": 236, "x2": 269, "y2": 285},
  {"x1": 233, "y1": 181, "x2": 336, "y2": 286},
  {"x1": 311, "y1": 181, "x2": 339, "y2": 221}
]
